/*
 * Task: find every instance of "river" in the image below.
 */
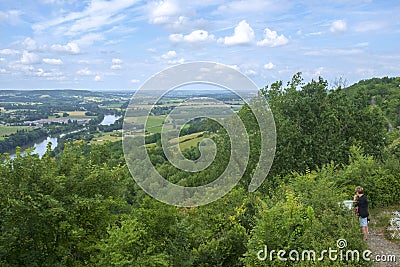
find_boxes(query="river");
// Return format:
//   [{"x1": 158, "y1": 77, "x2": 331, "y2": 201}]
[
  {"x1": 10, "y1": 136, "x2": 58, "y2": 159},
  {"x1": 8, "y1": 114, "x2": 120, "y2": 158},
  {"x1": 100, "y1": 114, "x2": 121, "y2": 125}
]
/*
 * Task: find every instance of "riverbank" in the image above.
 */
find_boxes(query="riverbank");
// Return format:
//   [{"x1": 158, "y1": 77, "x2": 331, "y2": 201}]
[
  {"x1": 5, "y1": 114, "x2": 121, "y2": 158},
  {"x1": 8, "y1": 136, "x2": 58, "y2": 159}
]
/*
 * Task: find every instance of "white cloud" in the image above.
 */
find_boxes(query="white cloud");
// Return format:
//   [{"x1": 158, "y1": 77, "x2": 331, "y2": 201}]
[
  {"x1": 8, "y1": 62, "x2": 35, "y2": 73},
  {"x1": 33, "y1": 0, "x2": 139, "y2": 36},
  {"x1": 355, "y1": 42, "x2": 369, "y2": 47},
  {"x1": 161, "y1": 50, "x2": 177, "y2": 60},
  {"x1": 169, "y1": 34, "x2": 183, "y2": 43},
  {"x1": 68, "y1": 15, "x2": 125, "y2": 36},
  {"x1": 330, "y1": 20, "x2": 347, "y2": 33},
  {"x1": 41, "y1": 0, "x2": 80, "y2": 5},
  {"x1": 167, "y1": 16, "x2": 189, "y2": 31},
  {"x1": 167, "y1": 58, "x2": 185, "y2": 65},
  {"x1": 110, "y1": 65, "x2": 122, "y2": 70},
  {"x1": 0, "y1": 49, "x2": 20, "y2": 55},
  {"x1": 41, "y1": 0, "x2": 60, "y2": 4},
  {"x1": 78, "y1": 59, "x2": 90, "y2": 64},
  {"x1": 245, "y1": 69, "x2": 257, "y2": 75},
  {"x1": 110, "y1": 58, "x2": 122, "y2": 70},
  {"x1": 304, "y1": 48, "x2": 362, "y2": 56},
  {"x1": 216, "y1": 0, "x2": 291, "y2": 14},
  {"x1": 34, "y1": 68, "x2": 64, "y2": 80},
  {"x1": 23, "y1": 37, "x2": 37, "y2": 51},
  {"x1": 229, "y1": 64, "x2": 240, "y2": 71},
  {"x1": 314, "y1": 67, "x2": 324, "y2": 76},
  {"x1": 74, "y1": 33, "x2": 104, "y2": 46},
  {"x1": 355, "y1": 67, "x2": 376, "y2": 76},
  {"x1": 20, "y1": 51, "x2": 41, "y2": 64},
  {"x1": 170, "y1": 30, "x2": 215, "y2": 43},
  {"x1": 147, "y1": 0, "x2": 208, "y2": 32},
  {"x1": 354, "y1": 21, "x2": 385, "y2": 32},
  {"x1": 36, "y1": 68, "x2": 52, "y2": 77},
  {"x1": 264, "y1": 62, "x2": 275, "y2": 69},
  {"x1": 0, "y1": 10, "x2": 22, "y2": 24},
  {"x1": 112, "y1": 58, "x2": 123, "y2": 64},
  {"x1": 94, "y1": 75, "x2": 102, "y2": 81},
  {"x1": 306, "y1": 31, "x2": 323, "y2": 36},
  {"x1": 161, "y1": 50, "x2": 185, "y2": 65},
  {"x1": 257, "y1": 28, "x2": 288, "y2": 47},
  {"x1": 219, "y1": 20, "x2": 255, "y2": 46},
  {"x1": 148, "y1": 0, "x2": 180, "y2": 25},
  {"x1": 43, "y1": 58, "x2": 63, "y2": 65},
  {"x1": 186, "y1": 30, "x2": 215, "y2": 42},
  {"x1": 49, "y1": 76, "x2": 67, "y2": 81},
  {"x1": 131, "y1": 79, "x2": 140, "y2": 83},
  {"x1": 160, "y1": 50, "x2": 184, "y2": 64},
  {"x1": 76, "y1": 67, "x2": 92, "y2": 75},
  {"x1": 51, "y1": 42, "x2": 80, "y2": 54}
]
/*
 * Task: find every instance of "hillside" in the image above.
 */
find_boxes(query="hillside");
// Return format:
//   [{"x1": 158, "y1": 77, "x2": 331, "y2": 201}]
[{"x1": 345, "y1": 77, "x2": 400, "y2": 128}]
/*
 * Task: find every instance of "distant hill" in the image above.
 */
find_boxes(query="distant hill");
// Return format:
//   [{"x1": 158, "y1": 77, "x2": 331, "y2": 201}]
[
  {"x1": 0, "y1": 89, "x2": 94, "y2": 100},
  {"x1": 345, "y1": 77, "x2": 400, "y2": 128}
]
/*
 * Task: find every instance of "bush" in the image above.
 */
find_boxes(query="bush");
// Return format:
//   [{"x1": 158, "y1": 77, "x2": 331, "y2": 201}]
[{"x1": 245, "y1": 167, "x2": 370, "y2": 266}]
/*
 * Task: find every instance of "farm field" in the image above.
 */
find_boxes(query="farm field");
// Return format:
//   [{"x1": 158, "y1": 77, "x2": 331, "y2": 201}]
[
  {"x1": 179, "y1": 135, "x2": 205, "y2": 151},
  {"x1": 92, "y1": 131, "x2": 122, "y2": 143},
  {"x1": 99, "y1": 103, "x2": 124, "y2": 109},
  {"x1": 126, "y1": 115, "x2": 167, "y2": 133},
  {"x1": 0, "y1": 126, "x2": 31, "y2": 140},
  {"x1": 50, "y1": 111, "x2": 95, "y2": 119},
  {"x1": 82, "y1": 127, "x2": 203, "y2": 149},
  {"x1": 144, "y1": 131, "x2": 205, "y2": 151}
]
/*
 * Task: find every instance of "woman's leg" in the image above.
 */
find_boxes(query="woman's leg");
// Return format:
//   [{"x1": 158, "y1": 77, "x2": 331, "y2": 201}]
[
  {"x1": 362, "y1": 226, "x2": 368, "y2": 240},
  {"x1": 360, "y1": 217, "x2": 369, "y2": 240}
]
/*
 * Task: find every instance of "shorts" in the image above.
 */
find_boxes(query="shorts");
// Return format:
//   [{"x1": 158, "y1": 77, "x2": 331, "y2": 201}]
[{"x1": 359, "y1": 217, "x2": 368, "y2": 227}]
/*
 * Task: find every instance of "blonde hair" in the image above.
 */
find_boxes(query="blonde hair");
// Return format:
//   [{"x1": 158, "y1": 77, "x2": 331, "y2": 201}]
[{"x1": 355, "y1": 186, "x2": 364, "y2": 194}]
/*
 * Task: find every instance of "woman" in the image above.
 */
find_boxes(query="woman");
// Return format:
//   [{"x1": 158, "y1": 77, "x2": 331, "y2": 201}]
[{"x1": 354, "y1": 186, "x2": 369, "y2": 241}]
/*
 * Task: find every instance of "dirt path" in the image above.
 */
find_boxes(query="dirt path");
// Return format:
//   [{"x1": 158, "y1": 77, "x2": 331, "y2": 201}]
[{"x1": 367, "y1": 222, "x2": 400, "y2": 266}]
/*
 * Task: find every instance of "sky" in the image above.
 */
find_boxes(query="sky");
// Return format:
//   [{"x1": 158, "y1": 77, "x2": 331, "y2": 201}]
[{"x1": 0, "y1": 0, "x2": 399, "y2": 90}]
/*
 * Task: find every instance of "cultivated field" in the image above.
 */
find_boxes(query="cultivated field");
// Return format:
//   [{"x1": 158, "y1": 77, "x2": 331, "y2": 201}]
[
  {"x1": 50, "y1": 111, "x2": 95, "y2": 119},
  {"x1": 0, "y1": 126, "x2": 31, "y2": 140}
]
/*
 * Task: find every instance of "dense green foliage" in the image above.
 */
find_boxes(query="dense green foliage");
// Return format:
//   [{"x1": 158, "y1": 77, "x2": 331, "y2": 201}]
[
  {"x1": 345, "y1": 77, "x2": 400, "y2": 127},
  {"x1": 0, "y1": 142, "x2": 128, "y2": 266},
  {"x1": 259, "y1": 73, "x2": 387, "y2": 177},
  {"x1": 1, "y1": 75, "x2": 399, "y2": 266}
]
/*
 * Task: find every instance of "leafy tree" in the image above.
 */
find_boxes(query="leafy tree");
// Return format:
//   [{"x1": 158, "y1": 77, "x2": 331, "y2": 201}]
[
  {"x1": 260, "y1": 73, "x2": 387, "y2": 177},
  {"x1": 0, "y1": 142, "x2": 128, "y2": 266},
  {"x1": 245, "y1": 167, "x2": 370, "y2": 266}
]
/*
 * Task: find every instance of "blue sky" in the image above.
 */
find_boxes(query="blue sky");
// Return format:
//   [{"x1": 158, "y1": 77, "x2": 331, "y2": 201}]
[{"x1": 0, "y1": 0, "x2": 399, "y2": 90}]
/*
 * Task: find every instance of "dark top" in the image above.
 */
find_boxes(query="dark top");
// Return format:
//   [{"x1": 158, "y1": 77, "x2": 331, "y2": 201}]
[{"x1": 355, "y1": 195, "x2": 369, "y2": 218}]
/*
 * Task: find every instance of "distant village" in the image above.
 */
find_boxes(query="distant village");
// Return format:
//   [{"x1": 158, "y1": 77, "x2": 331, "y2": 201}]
[{"x1": 23, "y1": 118, "x2": 91, "y2": 127}]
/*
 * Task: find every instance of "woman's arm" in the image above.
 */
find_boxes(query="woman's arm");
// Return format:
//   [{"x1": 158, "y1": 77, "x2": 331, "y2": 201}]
[{"x1": 353, "y1": 195, "x2": 358, "y2": 207}]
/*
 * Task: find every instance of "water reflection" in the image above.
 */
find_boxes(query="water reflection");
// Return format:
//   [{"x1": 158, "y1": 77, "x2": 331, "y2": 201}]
[
  {"x1": 100, "y1": 114, "x2": 121, "y2": 125},
  {"x1": 10, "y1": 136, "x2": 58, "y2": 159}
]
